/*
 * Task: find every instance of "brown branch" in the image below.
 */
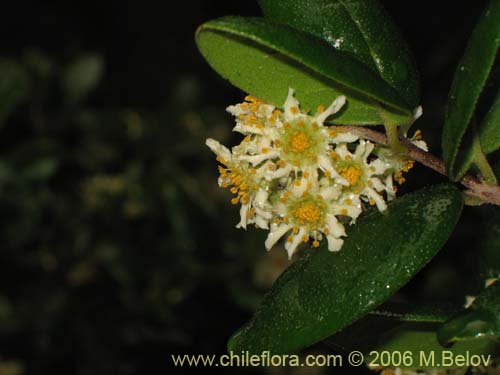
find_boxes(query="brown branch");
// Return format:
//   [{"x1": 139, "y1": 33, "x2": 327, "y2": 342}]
[{"x1": 332, "y1": 126, "x2": 500, "y2": 206}]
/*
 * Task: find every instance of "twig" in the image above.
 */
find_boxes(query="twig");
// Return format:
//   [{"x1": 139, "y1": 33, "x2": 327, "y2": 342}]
[{"x1": 332, "y1": 126, "x2": 500, "y2": 206}]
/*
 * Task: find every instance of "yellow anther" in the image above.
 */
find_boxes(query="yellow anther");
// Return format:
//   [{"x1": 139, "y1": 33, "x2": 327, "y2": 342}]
[
  {"x1": 293, "y1": 226, "x2": 299, "y2": 234},
  {"x1": 302, "y1": 235, "x2": 309, "y2": 243},
  {"x1": 294, "y1": 179, "x2": 301, "y2": 187},
  {"x1": 369, "y1": 199, "x2": 376, "y2": 206},
  {"x1": 312, "y1": 240, "x2": 320, "y2": 248},
  {"x1": 287, "y1": 235, "x2": 293, "y2": 243},
  {"x1": 344, "y1": 198, "x2": 352, "y2": 205},
  {"x1": 261, "y1": 147, "x2": 269, "y2": 154},
  {"x1": 231, "y1": 197, "x2": 240, "y2": 205},
  {"x1": 245, "y1": 95, "x2": 262, "y2": 103},
  {"x1": 290, "y1": 107, "x2": 299, "y2": 114},
  {"x1": 341, "y1": 209, "x2": 348, "y2": 215},
  {"x1": 303, "y1": 171, "x2": 310, "y2": 178},
  {"x1": 339, "y1": 165, "x2": 362, "y2": 186},
  {"x1": 293, "y1": 202, "x2": 321, "y2": 224},
  {"x1": 278, "y1": 160, "x2": 286, "y2": 168},
  {"x1": 317, "y1": 105, "x2": 325, "y2": 113},
  {"x1": 291, "y1": 131, "x2": 310, "y2": 152}
]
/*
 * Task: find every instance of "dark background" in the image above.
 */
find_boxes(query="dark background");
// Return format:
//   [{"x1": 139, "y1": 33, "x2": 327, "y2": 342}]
[{"x1": 0, "y1": 0, "x2": 492, "y2": 374}]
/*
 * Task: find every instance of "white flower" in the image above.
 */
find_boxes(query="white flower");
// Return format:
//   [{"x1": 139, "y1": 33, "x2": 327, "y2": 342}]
[
  {"x1": 265, "y1": 176, "x2": 362, "y2": 259},
  {"x1": 206, "y1": 89, "x2": 424, "y2": 258},
  {"x1": 332, "y1": 140, "x2": 394, "y2": 211},
  {"x1": 229, "y1": 89, "x2": 350, "y2": 185}
]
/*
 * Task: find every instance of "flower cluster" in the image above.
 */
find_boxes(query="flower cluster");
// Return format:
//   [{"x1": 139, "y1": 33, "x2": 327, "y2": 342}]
[{"x1": 206, "y1": 89, "x2": 425, "y2": 259}]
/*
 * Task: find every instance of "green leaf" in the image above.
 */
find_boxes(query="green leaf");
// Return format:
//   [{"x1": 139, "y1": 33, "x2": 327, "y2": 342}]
[
  {"x1": 329, "y1": 316, "x2": 498, "y2": 369},
  {"x1": 196, "y1": 16, "x2": 413, "y2": 125},
  {"x1": 442, "y1": 0, "x2": 500, "y2": 180},
  {"x1": 228, "y1": 184, "x2": 463, "y2": 354},
  {"x1": 438, "y1": 282, "x2": 500, "y2": 345},
  {"x1": 479, "y1": 90, "x2": 500, "y2": 155},
  {"x1": 62, "y1": 55, "x2": 104, "y2": 105},
  {"x1": 0, "y1": 60, "x2": 29, "y2": 124},
  {"x1": 370, "y1": 301, "x2": 460, "y2": 323},
  {"x1": 258, "y1": 0, "x2": 420, "y2": 110}
]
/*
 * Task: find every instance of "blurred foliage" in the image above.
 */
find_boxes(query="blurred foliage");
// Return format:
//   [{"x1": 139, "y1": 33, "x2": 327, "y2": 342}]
[{"x1": 0, "y1": 50, "x2": 289, "y2": 374}]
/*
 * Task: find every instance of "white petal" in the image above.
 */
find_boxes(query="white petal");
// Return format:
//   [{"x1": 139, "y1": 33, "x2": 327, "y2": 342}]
[
  {"x1": 319, "y1": 185, "x2": 342, "y2": 201},
  {"x1": 291, "y1": 178, "x2": 309, "y2": 196},
  {"x1": 236, "y1": 202, "x2": 251, "y2": 229},
  {"x1": 366, "y1": 187, "x2": 387, "y2": 211},
  {"x1": 412, "y1": 139, "x2": 428, "y2": 152},
  {"x1": 326, "y1": 234, "x2": 344, "y2": 252},
  {"x1": 334, "y1": 144, "x2": 350, "y2": 159},
  {"x1": 285, "y1": 227, "x2": 308, "y2": 259},
  {"x1": 326, "y1": 214, "x2": 346, "y2": 238},
  {"x1": 265, "y1": 224, "x2": 293, "y2": 250},
  {"x1": 238, "y1": 152, "x2": 280, "y2": 166},
  {"x1": 206, "y1": 138, "x2": 232, "y2": 162},
  {"x1": 315, "y1": 96, "x2": 346, "y2": 125},
  {"x1": 330, "y1": 132, "x2": 360, "y2": 143},
  {"x1": 226, "y1": 104, "x2": 246, "y2": 117},
  {"x1": 254, "y1": 189, "x2": 268, "y2": 205},
  {"x1": 284, "y1": 88, "x2": 300, "y2": 118},
  {"x1": 384, "y1": 175, "x2": 396, "y2": 200},
  {"x1": 370, "y1": 177, "x2": 386, "y2": 192},
  {"x1": 370, "y1": 159, "x2": 390, "y2": 175},
  {"x1": 255, "y1": 215, "x2": 269, "y2": 229},
  {"x1": 233, "y1": 123, "x2": 264, "y2": 135},
  {"x1": 265, "y1": 165, "x2": 292, "y2": 181},
  {"x1": 255, "y1": 207, "x2": 273, "y2": 220},
  {"x1": 318, "y1": 155, "x2": 349, "y2": 185}
]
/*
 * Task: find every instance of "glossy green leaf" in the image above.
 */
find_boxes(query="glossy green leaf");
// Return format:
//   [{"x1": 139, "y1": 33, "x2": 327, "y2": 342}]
[
  {"x1": 371, "y1": 301, "x2": 460, "y2": 323},
  {"x1": 258, "y1": 0, "x2": 420, "y2": 109},
  {"x1": 196, "y1": 16, "x2": 413, "y2": 125},
  {"x1": 478, "y1": 207, "x2": 500, "y2": 281},
  {"x1": 442, "y1": 0, "x2": 500, "y2": 180},
  {"x1": 329, "y1": 317, "x2": 498, "y2": 369},
  {"x1": 439, "y1": 282, "x2": 500, "y2": 345},
  {"x1": 0, "y1": 60, "x2": 29, "y2": 124},
  {"x1": 228, "y1": 184, "x2": 463, "y2": 354},
  {"x1": 479, "y1": 90, "x2": 500, "y2": 155}
]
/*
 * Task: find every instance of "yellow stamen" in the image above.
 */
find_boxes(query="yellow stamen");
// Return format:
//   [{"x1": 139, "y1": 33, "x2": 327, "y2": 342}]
[
  {"x1": 339, "y1": 165, "x2": 362, "y2": 186},
  {"x1": 293, "y1": 203, "x2": 321, "y2": 224},
  {"x1": 291, "y1": 131, "x2": 310, "y2": 152}
]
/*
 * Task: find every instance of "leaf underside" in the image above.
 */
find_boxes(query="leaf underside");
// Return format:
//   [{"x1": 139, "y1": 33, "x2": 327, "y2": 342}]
[{"x1": 196, "y1": 17, "x2": 412, "y2": 125}]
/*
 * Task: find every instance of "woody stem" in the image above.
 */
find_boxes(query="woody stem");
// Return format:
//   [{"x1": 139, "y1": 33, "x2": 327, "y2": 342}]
[{"x1": 331, "y1": 126, "x2": 500, "y2": 206}]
